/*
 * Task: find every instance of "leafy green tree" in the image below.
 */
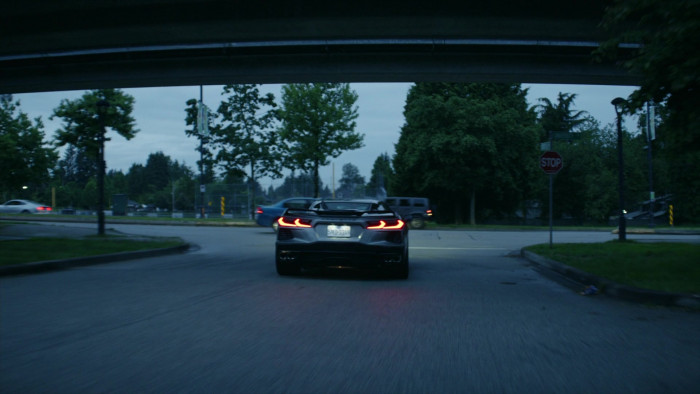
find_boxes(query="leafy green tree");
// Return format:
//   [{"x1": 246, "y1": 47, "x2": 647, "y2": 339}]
[
  {"x1": 336, "y1": 163, "x2": 366, "y2": 198},
  {"x1": 597, "y1": 0, "x2": 699, "y2": 148},
  {"x1": 597, "y1": 0, "x2": 700, "y2": 222},
  {"x1": 127, "y1": 163, "x2": 147, "y2": 198},
  {"x1": 271, "y1": 172, "x2": 327, "y2": 200},
  {"x1": 393, "y1": 83, "x2": 539, "y2": 224},
  {"x1": 278, "y1": 83, "x2": 363, "y2": 197},
  {"x1": 52, "y1": 89, "x2": 138, "y2": 157},
  {"x1": 52, "y1": 89, "x2": 137, "y2": 231},
  {"x1": 535, "y1": 92, "x2": 589, "y2": 222},
  {"x1": 0, "y1": 95, "x2": 57, "y2": 201},
  {"x1": 214, "y1": 84, "x2": 282, "y2": 216},
  {"x1": 105, "y1": 169, "x2": 128, "y2": 201},
  {"x1": 144, "y1": 151, "x2": 171, "y2": 191},
  {"x1": 366, "y1": 153, "x2": 394, "y2": 199},
  {"x1": 646, "y1": 102, "x2": 700, "y2": 222},
  {"x1": 536, "y1": 93, "x2": 587, "y2": 140},
  {"x1": 55, "y1": 145, "x2": 97, "y2": 187}
]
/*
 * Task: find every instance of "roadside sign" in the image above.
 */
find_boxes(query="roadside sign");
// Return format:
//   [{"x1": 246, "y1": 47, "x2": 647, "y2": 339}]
[
  {"x1": 197, "y1": 102, "x2": 209, "y2": 136},
  {"x1": 540, "y1": 151, "x2": 563, "y2": 174}
]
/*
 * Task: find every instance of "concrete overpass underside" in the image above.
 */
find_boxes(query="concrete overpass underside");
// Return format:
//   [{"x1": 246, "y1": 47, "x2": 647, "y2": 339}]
[{"x1": 0, "y1": 0, "x2": 638, "y2": 94}]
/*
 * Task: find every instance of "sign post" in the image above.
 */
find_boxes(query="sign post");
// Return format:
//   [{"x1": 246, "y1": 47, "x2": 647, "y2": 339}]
[{"x1": 540, "y1": 151, "x2": 563, "y2": 248}]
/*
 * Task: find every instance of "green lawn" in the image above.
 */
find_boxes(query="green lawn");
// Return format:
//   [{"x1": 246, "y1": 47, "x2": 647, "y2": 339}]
[
  {"x1": 1, "y1": 237, "x2": 185, "y2": 266},
  {"x1": 526, "y1": 241, "x2": 700, "y2": 294}
]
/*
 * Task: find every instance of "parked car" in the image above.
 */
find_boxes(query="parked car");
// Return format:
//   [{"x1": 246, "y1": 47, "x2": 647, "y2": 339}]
[
  {"x1": 0, "y1": 199, "x2": 52, "y2": 214},
  {"x1": 255, "y1": 197, "x2": 317, "y2": 232},
  {"x1": 275, "y1": 199, "x2": 409, "y2": 278},
  {"x1": 384, "y1": 197, "x2": 433, "y2": 229}
]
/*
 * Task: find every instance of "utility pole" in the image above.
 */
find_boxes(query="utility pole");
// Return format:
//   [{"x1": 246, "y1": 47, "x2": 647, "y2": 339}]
[
  {"x1": 198, "y1": 86, "x2": 207, "y2": 219},
  {"x1": 646, "y1": 102, "x2": 655, "y2": 228},
  {"x1": 612, "y1": 97, "x2": 627, "y2": 241}
]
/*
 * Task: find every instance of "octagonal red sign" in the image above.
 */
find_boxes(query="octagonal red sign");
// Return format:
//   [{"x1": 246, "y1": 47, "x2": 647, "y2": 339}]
[{"x1": 540, "y1": 151, "x2": 563, "y2": 174}]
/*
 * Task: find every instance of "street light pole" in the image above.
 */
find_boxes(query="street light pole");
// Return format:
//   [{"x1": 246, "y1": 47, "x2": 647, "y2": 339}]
[
  {"x1": 198, "y1": 85, "x2": 206, "y2": 219},
  {"x1": 612, "y1": 97, "x2": 627, "y2": 241},
  {"x1": 646, "y1": 102, "x2": 655, "y2": 228},
  {"x1": 96, "y1": 99, "x2": 110, "y2": 236}
]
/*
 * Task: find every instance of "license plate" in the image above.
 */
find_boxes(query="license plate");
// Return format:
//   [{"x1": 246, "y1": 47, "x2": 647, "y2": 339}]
[{"x1": 327, "y1": 225, "x2": 351, "y2": 238}]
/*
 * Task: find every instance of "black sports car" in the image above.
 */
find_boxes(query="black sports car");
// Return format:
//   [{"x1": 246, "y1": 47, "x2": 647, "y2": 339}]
[{"x1": 275, "y1": 199, "x2": 409, "y2": 278}]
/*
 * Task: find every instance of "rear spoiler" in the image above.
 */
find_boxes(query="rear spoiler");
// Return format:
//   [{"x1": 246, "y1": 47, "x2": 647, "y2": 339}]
[{"x1": 283, "y1": 208, "x2": 397, "y2": 218}]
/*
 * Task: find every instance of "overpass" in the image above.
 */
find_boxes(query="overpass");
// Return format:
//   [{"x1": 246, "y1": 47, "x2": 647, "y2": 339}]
[{"x1": 0, "y1": 0, "x2": 638, "y2": 94}]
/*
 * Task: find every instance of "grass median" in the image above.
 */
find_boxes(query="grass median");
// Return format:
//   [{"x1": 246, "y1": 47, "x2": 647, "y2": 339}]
[
  {"x1": 526, "y1": 241, "x2": 700, "y2": 294},
  {"x1": 1, "y1": 236, "x2": 185, "y2": 266}
]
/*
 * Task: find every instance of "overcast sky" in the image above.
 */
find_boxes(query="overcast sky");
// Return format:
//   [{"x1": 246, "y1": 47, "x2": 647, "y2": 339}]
[{"x1": 14, "y1": 83, "x2": 637, "y2": 191}]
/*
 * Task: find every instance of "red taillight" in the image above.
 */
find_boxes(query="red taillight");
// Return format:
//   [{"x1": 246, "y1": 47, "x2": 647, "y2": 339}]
[
  {"x1": 278, "y1": 217, "x2": 312, "y2": 228},
  {"x1": 367, "y1": 219, "x2": 405, "y2": 230},
  {"x1": 37, "y1": 206, "x2": 52, "y2": 212},
  {"x1": 426, "y1": 209, "x2": 433, "y2": 216},
  {"x1": 256, "y1": 207, "x2": 263, "y2": 214}
]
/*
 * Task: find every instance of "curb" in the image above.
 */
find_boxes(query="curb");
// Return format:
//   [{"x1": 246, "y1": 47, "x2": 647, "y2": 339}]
[
  {"x1": 0, "y1": 215, "x2": 256, "y2": 227},
  {"x1": 521, "y1": 248, "x2": 700, "y2": 310},
  {"x1": 0, "y1": 243, "x2": 190, "y2": 277}
]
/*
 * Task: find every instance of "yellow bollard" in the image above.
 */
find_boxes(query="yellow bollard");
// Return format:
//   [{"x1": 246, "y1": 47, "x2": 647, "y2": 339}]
[
  {"x1": 669, "y1": 204, "x2": 674, "y2": 227},
  {"x1": 221, "y1": 196, "x2": 225, "y2": 217}
]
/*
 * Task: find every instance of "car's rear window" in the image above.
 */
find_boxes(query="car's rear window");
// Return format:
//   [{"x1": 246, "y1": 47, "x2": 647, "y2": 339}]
[
  {"x1": 322, "y1": 202, "x2": 372, "y2": 211},
  {"x1": 285, "y1": 200, "x2": 311, "y2": 209}
]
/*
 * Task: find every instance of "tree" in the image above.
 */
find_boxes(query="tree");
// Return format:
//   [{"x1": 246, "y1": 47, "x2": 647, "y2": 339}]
[
  {"x1": 597, "y1": 0, "x2": 700, "y2": 150},
  {"x1": 52, "y1": 89, "x2": 138, "y2": 157},
  {"x1": 393, "y1": 82, "x2": 539, "y2": 224},
  {"x1": 271, "y1": 172, "x2": 326, "y2": 200},
  {"x1": 535, "y1": 92, "x2": 590, "y2": 222},
  {"x1": 597, "y1": 0, "x2": 700, "y2": 222},
  {"x1": 52, "y1": 89, "x2": 137, "y2": 233},
  {"x1": 278, "y1": 83, "x2": 364, "y2": 197},
  {"x1": 144, "y1": 151, "x2": 171, "y2": 191},
  {"x1": 55, "y1": 145, "x2": 97, "y2": 187},
  {"x1": 536, "y1": 93, "x2": 587, "y2": 141},
  {"x1": 366, "y1": 153, "x2": 394, "y2": 199},
  {"x1": 336, "y1": 163, "x2": 366, "y2": 198},
  {"x1": 214, "y1": 84, "x2": 282, "y2": 217},
  {"x1": 0, "y1": 95, "x2": 57, "y2": 201}
]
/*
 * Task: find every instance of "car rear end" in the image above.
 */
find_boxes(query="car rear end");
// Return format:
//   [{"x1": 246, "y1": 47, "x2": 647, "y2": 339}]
[{"x1": 275, "y1": 204, "x2": 409, "y2": 278}]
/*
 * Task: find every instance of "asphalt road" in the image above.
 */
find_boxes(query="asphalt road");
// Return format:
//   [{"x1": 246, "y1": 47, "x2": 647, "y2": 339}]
[{"x1": 1, "y1": 224, "x2": 699, "y2": 393}]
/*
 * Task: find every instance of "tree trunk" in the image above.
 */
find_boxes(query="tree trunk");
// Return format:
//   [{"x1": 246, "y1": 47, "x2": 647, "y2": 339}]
[
  {"x1": 313, "y1": 159, "x2": 320, "y2": 198},
  {"x1": 469, "y1": 190, "x2": 476, "y2": 225}
]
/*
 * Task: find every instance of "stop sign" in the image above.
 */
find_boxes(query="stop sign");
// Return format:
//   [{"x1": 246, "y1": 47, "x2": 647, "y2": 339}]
[{"x1": 540, "y1": 151, "x2": 563, "y2": 174}]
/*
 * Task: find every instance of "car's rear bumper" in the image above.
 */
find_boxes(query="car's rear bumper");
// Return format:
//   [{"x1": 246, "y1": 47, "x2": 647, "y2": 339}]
[{"x1": 276, "y1": 241, "x2": 406, "y2": 268}]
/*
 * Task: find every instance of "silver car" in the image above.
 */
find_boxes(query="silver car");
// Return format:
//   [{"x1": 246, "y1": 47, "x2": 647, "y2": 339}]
[{"x1": 0, "y1": 199, "x2": 53, "y2": 214}]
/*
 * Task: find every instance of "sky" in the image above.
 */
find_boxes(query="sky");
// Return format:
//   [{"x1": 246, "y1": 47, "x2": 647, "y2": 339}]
[{"x1": 14, "y1": 83, "x2": 637, "y2": 192}]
